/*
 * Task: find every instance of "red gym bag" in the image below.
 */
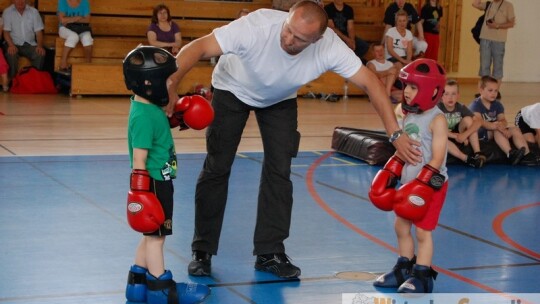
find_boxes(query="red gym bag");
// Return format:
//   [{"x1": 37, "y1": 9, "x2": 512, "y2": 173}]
[{"x1": 10, "y1": 66, "x2": 58, "y2": 94}]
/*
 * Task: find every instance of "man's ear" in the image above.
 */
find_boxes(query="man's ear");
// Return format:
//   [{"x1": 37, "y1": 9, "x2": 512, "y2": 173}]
[{"x1": 432, "y1": 88, "x2": 439, "y2": 99}]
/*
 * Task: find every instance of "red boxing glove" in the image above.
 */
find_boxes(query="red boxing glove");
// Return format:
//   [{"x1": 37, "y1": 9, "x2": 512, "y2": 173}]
[
  {"x1": 368, "y1": 155, "x2": 404, "y2": 211},
  {"x1": 393, "y1": 165, "x2": 445, "y2": 221},
  {"x1": 127, "y1": 170, "x2": 165, "y2": 233},
  {"x1": 182, "y1": 95, "x2": 214, "y2": 130}
]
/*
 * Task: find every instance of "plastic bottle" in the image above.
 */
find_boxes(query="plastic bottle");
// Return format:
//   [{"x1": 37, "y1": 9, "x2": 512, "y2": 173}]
[{"x1": 343, "y1": 81, "x2": 349, "y2": 100}]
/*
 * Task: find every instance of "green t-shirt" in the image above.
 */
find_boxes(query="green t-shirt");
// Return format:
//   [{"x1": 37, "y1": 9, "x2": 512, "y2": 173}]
[{"x1": 128, "y1": 96, "x2": 177, "y2": 181}]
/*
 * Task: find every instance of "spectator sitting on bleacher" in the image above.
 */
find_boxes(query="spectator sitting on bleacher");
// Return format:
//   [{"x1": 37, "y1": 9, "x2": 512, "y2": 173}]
[
  {"x1": 384, "y1": 10, "x2": 413, "y2": 70},
  {"x1": 57, "y1": 0, "x2": 94, "y2": 75},
  {"x1": 2, "y1": 0, "x2": 45, "y2": 81},
  {"x1": 383, "y1": 0, "x2": 427, "y2": 58},
  {"x1": 147, "y1": 4, "x2": 182, "y2": 56},
  {"x1": 367, "y1": 43, "x2": 398, "y2": 99},
  {"x1": 324, "y1": 0, "x2": 370, "y2": 62},
  {"x1": 0, "y1": 17, "x2": 10, "y2": 92}
]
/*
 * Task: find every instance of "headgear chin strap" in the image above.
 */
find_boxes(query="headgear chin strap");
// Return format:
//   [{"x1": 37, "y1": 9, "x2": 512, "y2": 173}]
[
  {"x1": 398, "y1": 59, "x2": 446, "y2": 114},
  {"x1": 123, "y1": 46, "x2": 178, "y2": 107}
]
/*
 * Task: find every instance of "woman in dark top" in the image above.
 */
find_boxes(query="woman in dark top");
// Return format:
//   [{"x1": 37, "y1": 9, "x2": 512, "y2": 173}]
[{"x1": 147, "y1": 4, "x2": 182, "y2": 55}]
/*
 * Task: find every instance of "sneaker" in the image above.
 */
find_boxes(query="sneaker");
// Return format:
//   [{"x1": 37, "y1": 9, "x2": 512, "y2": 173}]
[
  {"x1": 255, "y1": 253, "x2": 301, "y2": 278},
  {"x1": 320, "y1": 93, "x2": 339, "y2": 102},
  {"x1": 302, "y1": 91, "x2": 317, "y2": 99},
  {"x1": 520, "y1": 152, "x2": 538, "y2": 166},
  {"x1": 56, "y1": 67, "x2": 72, "y2": 76},
  {"x1": 465, "y1": 152, "x2": 486, "y2": 168},
  {"x1": 508, "y1": 147, "x2": 526, "y2": 165},
  {"x1": 188, "y1": 250, "x2": 212, "y2": 276}
]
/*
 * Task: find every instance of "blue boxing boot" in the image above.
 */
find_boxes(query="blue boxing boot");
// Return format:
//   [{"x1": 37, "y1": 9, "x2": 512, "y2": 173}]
[
  {"x1": 398, "y1": 264, "x2": 438, "y2": 293},
  {"x1": 146, "y1": 270, "x2": 210, "y2": 304},
  {"x1": 373, "y1": 256, "x2": 416, "y2": 288},
  {"x1": 126, "y1": 265, "x2": 148, "y2": 303}
]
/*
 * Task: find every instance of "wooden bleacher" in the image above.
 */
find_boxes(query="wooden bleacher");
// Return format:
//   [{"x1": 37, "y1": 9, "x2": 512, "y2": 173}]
[{"x1": 34, "y1": 0, "x2": 385, "y2": 96}]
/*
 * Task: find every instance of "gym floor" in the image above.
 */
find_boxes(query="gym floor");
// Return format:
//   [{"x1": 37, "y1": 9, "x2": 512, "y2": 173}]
[{"x1": 1, "y1": 83, "x2": 539, "y2": 304}]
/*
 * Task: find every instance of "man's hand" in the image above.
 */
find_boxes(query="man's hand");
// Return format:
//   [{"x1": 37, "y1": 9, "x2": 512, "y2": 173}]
[
  {"x1": 392, "y1": 133, "x2": 422, "y2": 165},
  {"x1": 7, "y1": 45, "x2": 17, "y2": 55},
  {"x1": 35, "y1": 46, "x2": 46, "y2": 56}
]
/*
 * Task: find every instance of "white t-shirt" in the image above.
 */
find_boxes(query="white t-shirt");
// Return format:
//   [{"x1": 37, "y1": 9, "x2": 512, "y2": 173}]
[
  {"x1": 384, "y1": 27, "x2": 413, "y2": 59},
  {"x1": 212, "y1": 8, "x2": 362, "y2": 108},
  {"x1": 368, "y1": 58, "x2": 394, "y2": 72},
  {"x1": 521, "y1": 102, "x2": 540, "y2": 128}
]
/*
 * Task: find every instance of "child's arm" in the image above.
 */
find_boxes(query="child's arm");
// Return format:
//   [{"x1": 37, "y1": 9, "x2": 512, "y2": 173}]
[
  {"x1": 495, "y1": 113, "x2": 508, "y2": 127},
  {"x1": 128, "y1": 148, "x2": 165, "y2": 233},
  {"x1": 428, "y1": 114, "x2": 448, "y2": 169},
  {"x1": 494, "y1": 113, "x2": 512, "y2": 137},
  {"x1": 474, "y1": 112, "x2": 498, "y2": 130},
  {"x1": 132, "y1": 148, "x2": 148, "y2": 170},
  {"x1": 456, "y1": 115, "x2": 483, "y2": 142}
]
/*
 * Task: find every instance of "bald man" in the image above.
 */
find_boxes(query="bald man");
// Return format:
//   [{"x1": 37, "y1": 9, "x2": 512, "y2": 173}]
[{"x1": 166, "y1": 0, "x2": 421, "y2": 279}]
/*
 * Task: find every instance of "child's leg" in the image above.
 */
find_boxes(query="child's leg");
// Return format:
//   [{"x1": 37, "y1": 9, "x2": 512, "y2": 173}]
[
  {"x1": 1, "y1": 73, "x2": 8, "y2": 92},
  {"x1": 395, "y1": 217, "x2": 414, "y2": 259},
  {"x1": 447, "y1": 140, "x2": 468, "y2": 162},
  {"x1": 145, "y1": 235, "x2": 166, "y2": 277},
  {"x1": 126, "y1": 237, "x2": 152, "y2": 303},
  {"x1": 397, "y1": 225, "x2": 438, "y2": 293},
  {"x1": 509, "y1": 126, "x2": 530, "y2": 154},
  {"x1": 373, "y1": 217, "x2": 416, "y2": 288},
  {"x1": 459, "y1": 117, "x2": 479, "y2": 152},
  {"x1": 415, "y1": 228, "x2": 433, "y2": 267},
  {"x1": 523, "y1": 133, "x2": 536, "y2": 146},
  {"x1": 493, "y1": 130, "x2": 512, "y2": 155}
]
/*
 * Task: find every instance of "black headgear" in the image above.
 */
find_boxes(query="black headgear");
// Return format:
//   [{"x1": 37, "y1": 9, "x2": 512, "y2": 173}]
[{"x1": 123, "y1": 46, "x2": 178, "y2": 106}]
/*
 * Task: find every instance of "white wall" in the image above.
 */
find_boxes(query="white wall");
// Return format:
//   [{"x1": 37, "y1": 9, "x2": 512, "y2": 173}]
[
  {"x1": 504, "y1": 1, "x2": 540, "y2": 81},
  {"x1": 453, "y1": 1, "x2": 540, "y2": 82}
]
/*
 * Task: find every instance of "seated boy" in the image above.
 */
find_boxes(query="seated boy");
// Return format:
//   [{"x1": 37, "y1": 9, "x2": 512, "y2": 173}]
[
  {"x1": 515, "y1": 102, "x2": 540, "y2": 150},
  {"x1": 438, "y1": 79, "x2": 485, "y2": 168},
  {"x1": 469, "y1": 76, "x2": 536, "y2": 165},
  {"x1": 367, "y1": 43, "x2": 398, "y2": 100}
]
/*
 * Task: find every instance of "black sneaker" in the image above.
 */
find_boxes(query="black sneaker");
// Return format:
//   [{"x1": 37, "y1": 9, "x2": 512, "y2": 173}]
[
  {"x1": 508, "y1": 147, "x2": 526, "y2": 165},
  {"x1": 466, "y1": 152, "x2": 486, "y2": 168},
  {"x1": 255, "y1": 253, "x2": 301, "y2": 278},
  {"x1": 188, "y1": 250, "x2": 212, "y2": 276},
  {"x1": 520, "y1": 152, "x2": 539, "y2": 166}
]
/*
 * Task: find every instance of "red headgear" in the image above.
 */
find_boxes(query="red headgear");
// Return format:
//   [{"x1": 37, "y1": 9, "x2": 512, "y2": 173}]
[{"x1": 398, "y1": 59, "x2": 446, "y2": 114}]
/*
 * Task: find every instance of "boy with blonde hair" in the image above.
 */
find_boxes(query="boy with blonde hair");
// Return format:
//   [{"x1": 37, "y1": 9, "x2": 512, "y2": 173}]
[{"x1": 438, "y1": 79, "x2": 485, "y2": 168}]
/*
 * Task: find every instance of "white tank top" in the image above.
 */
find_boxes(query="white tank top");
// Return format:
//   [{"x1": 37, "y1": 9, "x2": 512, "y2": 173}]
[{"x1": 401, "y1": 107, "x2": 448, "y2": 184}]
